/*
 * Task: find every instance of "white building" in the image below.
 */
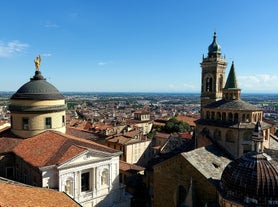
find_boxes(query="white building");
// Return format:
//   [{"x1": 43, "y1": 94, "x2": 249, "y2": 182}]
[{"x1": 0, "y1": 60, "x2": 131, "y2": 206}]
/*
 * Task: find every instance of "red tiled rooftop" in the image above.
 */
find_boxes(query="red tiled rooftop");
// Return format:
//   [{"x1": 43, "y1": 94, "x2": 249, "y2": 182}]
[
  {"x1": 179, "y1": 132, "x2": 193, "y2": 139},
  {"x1": 106, "y1": 135, "x2": 130, "y2": 145},
  {"x1": 176, "y1": 115, "x2": 197, "y2": 127},
  {"x1": 119, "y1": 160, "x2": 145, "y2": 172},
  {"x1": 13, "y1": 130, "x2": 120, "y2": 167},
  {"x1": 155, "y1": 132, "x2": 171, "y2": 139},
  {"x1": 124, "y1": 130, "x2": 140, "y2": 138},
  {"x1": 0, "y1": 137, "x2": 22, "y2": 154},
  {"x1": 0, "y1": 182, "x2": 80, "y2": 207},
  {"x1": 134, "y1": 110, "x2": 149, "y2": 114}
]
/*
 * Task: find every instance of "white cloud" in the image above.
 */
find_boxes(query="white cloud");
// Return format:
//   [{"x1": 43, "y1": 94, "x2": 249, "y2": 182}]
[
  {"x1": 97, "y1": 61, "x2": 113, "y2": 66},
  {"x1": 0, "y1": 40, "x2": 29, "y2": 57},
  {"x1": 98, "y1": 62, "x2": 107, "y2": 66},
  {"x1": 238, "y1": 74, "x2": 278, "y2": 92},
  {"x1": 44, "y1": 21, "x2": 59, "y2": 28},
  {"x1": 42, "y1": 53, "x2": 52, "y2": 57}
]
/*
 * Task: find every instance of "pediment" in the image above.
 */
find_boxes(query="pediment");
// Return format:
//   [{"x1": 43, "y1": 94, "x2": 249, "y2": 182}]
[{"x1": 58, "y1": 150, "x2": 111, "y2": 169}]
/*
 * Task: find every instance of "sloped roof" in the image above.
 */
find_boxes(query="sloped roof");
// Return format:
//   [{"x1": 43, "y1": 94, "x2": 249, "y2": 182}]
[
  {"x1": 155, "y1": 132, "x2": 171, "y2": 139},
  {"x1": 12, "y1": 130, "x2": 119, "y2": 167},
  {"x1": 119, "y1": 161, "x2": 145, "y2": 172},
  {"x1": 176, "y1": 115, "x2": 197, "y2": 127},
  {"x1": 0, "y1": 182, "x2": 80, "y2": 207},
  {"x1": 106, "y1": 135, "x2": 131, "y2": 145},
  {"x1": 204, "y1": 99, "x2": 261, "y2": 111},
  {"x1": 181, "y1": 145, "x2": 231, "y2": 180},
  {"x1": 0, "y1": 137, "x2": 22, "y2": 154}
]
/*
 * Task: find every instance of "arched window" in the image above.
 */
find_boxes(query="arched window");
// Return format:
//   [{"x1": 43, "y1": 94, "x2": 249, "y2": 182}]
[
  {"x1": 246, "y1": 114, "x2": 250, "y2": 122},
  {"x1": 211, "y1": 111, "x2": 215, "y2": 120},
  {"x1": 222, "y1": 112, "x2": 226, "y2": 121},
  {"x1": 205, "y1": 77, "x2": 213, "y2": 92},
  {"x1": 225, "y1": 130, "x2": 234, "y2": 143},
  {"x1": 206, "y1": 111, "x2": 210, "y2": 119},
  {"x1": 214, "y1": 129, "x2": 221, "y2": 141},
  {"x1": 234, "y1": 113, "x2": 239, "y2": 123},
  {"x1": 216, "y1": 112, "x2": 221, "y2": 120},
  {"x1": 218, "y1": 75, "x2": 223, "y2": 92},
  {"x1": 242, "y1": 114, "x2": 246, "y2": 122},
  {"x1": 228, "y1": 113, "x2": 233, "y2": 122},
  {"x1": 101, "y1": 169, "x2": 108, "y2": 186},
  {"x1": 201, "y1": 127, "x2": 211, "y2": 139}
]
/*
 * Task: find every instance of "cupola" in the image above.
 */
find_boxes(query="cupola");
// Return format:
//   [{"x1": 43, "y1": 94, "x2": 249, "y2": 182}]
[
  {"x1": 208, "y1": 32, "x2": 221, "y2": 57},
  {"x1": 9, "y1": 55, "x2": 67, "y2": 138},
  {"x1": 220, "y1": 122, "x2": 278, "y2": 206}
]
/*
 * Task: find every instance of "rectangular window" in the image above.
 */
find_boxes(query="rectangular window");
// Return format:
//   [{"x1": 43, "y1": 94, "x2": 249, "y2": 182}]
[
  {"x1": 62, "y1": 115, "x2": 65, "y2": 126},
  {"x1": 81, "y1": 172, "x2": 90, "y2": 192},
  {"x1": 6, "y1": 167, "x2": 14, "y2": 178},
  {"x1": 22, "y1": 118, "x2": 29, "y2": 130},
  {"x1": 10, "y1": 116, "x2": 13, "y2": 128},
  {"x1": 45, "y1": 117, "x2": 52, "y2": 129}
]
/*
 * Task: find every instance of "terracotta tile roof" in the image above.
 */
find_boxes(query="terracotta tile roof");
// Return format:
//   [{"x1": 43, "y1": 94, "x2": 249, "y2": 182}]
[
  {"x1": 153, "y1": 121, "x2": 165, "y2": 126},
  {"x1": 106, "y1": 135, "x2": 130, "y2": 145},
  {"x1": 119, "y1": 160, "x2": 145, "y2": 172},
  {"x1": 13, "y1": 130, "x2": 120, "y2": 167},
  {"x1": 155, "y1": 132, "x2": 170, "y2": 139},
  {"x1": 0, "y1": 137, "x2": 22, "y2": 154},
  {"x1": 124, "y1": 130, "x2": 140, "y2": 138},
  {"x1": 178, "y1": 132, "x2": 193, "y2": 139},
  {"x1": 134, "y1": 110, "x2": 149, "y2": 114},
  {"x1": 0, "y1": 182, "x2": 80, "y2": 207},
  {"x1": 66, "y1": 127, "x2": 103, "y2": 142},
  {"x1": 176, "y1": 115, "x2": 197, "y2": 127},
  {"x1": 93, "y1": 122, "x2": 113, "y2": 130}
]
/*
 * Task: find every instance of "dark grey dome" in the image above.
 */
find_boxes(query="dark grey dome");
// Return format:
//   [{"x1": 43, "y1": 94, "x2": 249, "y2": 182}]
[
  {"x1": 208, "y1": 32, "x2": 221, "y2": 56},
  {"x1": 11, "y1": 71, "x2": 64, "y2": 100},
  {"x1": 221, "y1": 152, "x2": 278, "y2": 206}
]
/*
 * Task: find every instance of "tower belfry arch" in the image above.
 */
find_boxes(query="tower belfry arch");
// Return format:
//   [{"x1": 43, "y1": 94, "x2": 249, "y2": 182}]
[{"x1": 200, "y1": 32, "x2": 227, "y2": 112}]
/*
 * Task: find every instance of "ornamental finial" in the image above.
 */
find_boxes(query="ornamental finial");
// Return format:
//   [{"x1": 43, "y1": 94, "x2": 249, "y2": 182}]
[{"x1": 34, "y1": 55, "x2": 41, "y2": 71}]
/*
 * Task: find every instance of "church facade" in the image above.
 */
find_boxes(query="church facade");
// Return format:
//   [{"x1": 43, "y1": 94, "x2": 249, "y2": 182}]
[
  {"x1": 152, "y1": 33, "x2": 278, "y2": 207},
  {"x1": 196, "y1": 33, "x2": 272, "y2": 159},
  {"x1": 0, "y1": 58, "x2": 130, "y2": 207}
]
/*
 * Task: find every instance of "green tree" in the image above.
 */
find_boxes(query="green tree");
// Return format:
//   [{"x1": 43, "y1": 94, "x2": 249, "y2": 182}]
[{"x1": 164, "y1": 117, "x2": 190, "y2": 133}]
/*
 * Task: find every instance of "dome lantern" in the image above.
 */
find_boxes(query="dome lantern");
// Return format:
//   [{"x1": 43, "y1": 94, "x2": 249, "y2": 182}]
[{"x1": 208, "y1": 32, "x2": 221, "y2": 57}]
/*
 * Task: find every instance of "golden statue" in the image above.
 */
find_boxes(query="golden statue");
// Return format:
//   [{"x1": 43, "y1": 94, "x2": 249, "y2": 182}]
[{"x1": 34, "y1": 55, "x2": 41, "y2": 71}]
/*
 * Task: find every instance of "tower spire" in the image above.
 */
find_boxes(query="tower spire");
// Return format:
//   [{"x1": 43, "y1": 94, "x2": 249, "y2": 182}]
[
  {"x1": 224, "y1": 61, "x2": 238, "y2": 89},
  {"x1": 222, "y1": 61, "x2": 241, "y2": 101}
]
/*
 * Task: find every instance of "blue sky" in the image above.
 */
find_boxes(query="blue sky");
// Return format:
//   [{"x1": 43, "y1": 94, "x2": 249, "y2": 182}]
[{"x1": 1, "y1": 0, "x2": 278, "y2": 93}]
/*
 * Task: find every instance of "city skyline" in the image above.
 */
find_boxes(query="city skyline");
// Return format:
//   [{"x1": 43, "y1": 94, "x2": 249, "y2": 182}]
[{"x1": 1, "y1": 0, "x2": 278, "y2": 93}]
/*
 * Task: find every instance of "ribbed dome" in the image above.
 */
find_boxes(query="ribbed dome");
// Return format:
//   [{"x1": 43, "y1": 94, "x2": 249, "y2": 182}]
[
  {"x1": 221, "y1": 152, "x2": 278, "y2": 205},
  {"x1": 208, "y1": 32, "x2": 221, "y2": 56},
  {"x1": 11, "y1": 71, "x2": 64, "y2": 100}
]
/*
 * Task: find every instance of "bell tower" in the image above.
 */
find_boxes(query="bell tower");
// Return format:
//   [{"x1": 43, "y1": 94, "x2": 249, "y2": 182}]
[{"x1": 200, "y1": 32, "x2": 227, "y2": 111}]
